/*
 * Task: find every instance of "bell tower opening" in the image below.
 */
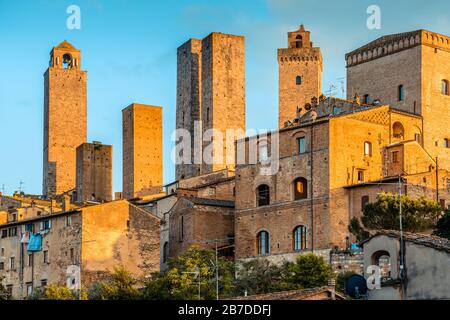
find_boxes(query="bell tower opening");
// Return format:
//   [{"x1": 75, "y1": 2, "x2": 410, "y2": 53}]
[
  {"x1": 295, "y1": 35, "x2": 303, "y2": 48},
  {"x1": 62, "y1": 53, "x2": 72, "y2": 69}
]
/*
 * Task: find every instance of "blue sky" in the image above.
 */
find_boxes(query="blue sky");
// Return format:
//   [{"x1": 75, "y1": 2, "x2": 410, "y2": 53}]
[{"x1": 0, "y1": 0, "x2": 449, "y2": 195}]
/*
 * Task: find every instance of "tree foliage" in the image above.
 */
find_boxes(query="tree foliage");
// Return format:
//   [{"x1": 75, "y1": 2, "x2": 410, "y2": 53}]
[
  {"x1": 349, "y1": 193, "x2": 441, "y2": 240},
  {"x1": 87, "y1": 267, "x2": 141, "y2": 300},
  {"x1": 283, "y1": 253, "x2": 334, "y2": 289},
  {"x1": 142, "y1": 245, "x2": 235, "y2": 300},
  {"x1": 234, "y1": 253, "x2": 334, "y2": 296},
  {"x1": 433, "y1": 209, "x2": 450, "y2": 240},
  {"x1": 28, "y1": 284, "x2": 85, "y2": 300},
  {"x1": 0, "y1": 276, "x2": 11, "y2": 300}
]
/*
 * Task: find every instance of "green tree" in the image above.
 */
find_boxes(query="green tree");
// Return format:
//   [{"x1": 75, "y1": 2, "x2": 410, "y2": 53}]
[
  {"x1": 350, "y1": 193, "x2": 441, "y2": 238},
  {"x1": 234, "y1": 259, "x2": 285, "y2": 295},
  {"x1": 142, "y1": 246, "x2": 235, "y2": 300},
  {"x1": 88, "y1": 267, "x2": 141, "y2": 300},
  {"x1": 0, "y1": 276, "x2": 11, "y2": 300},
  {"x1": 433, "y1": 209, "x2": 450, "y2": 240},
  {"x1": 28, "y1": 284, "x2": 85, "y2": 300},
  {"x1": 282, "y1": 253, "x2": 334, "y2": 289}
]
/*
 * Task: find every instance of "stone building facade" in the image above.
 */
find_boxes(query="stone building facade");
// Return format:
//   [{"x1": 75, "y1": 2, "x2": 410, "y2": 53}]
[
  {"x1": 122, "y1": 103, "x2": 163, "y2": 199},
  {"x1": 0, "y1": 200, "x2": 160, "y2": 299},
  {"x1": 278, "y1": 25, "x2": 322, "y2": 128},
  {"x1": 43, "y1": 41, "x2": 87, "y2": 197},
  {"x1": 346, "y1": 29, "x2": 450, "y2": 171},
  {"x1": 234, "y1": 97, "x2": 450, "y2": 262},
  {"x1": 176, "y1": 33, "x2": 246, "y2": 180},
  {"x1": 168, "y1": 197, "x2": 234, "y2": 258},
  {"x1": 75, "y1": 141, "x2": 112, "y2": 203},
  {"x1": 362, "y1": 230, "x2": 450, "y2": 300}
]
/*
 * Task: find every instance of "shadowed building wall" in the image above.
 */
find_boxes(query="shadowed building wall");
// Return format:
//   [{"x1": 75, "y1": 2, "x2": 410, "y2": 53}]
[{"x1": 75, "y1": 141, "x2": 112, "y2": 203}]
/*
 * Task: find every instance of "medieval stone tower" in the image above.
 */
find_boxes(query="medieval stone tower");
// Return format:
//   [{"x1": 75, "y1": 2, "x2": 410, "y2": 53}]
[
  {"x1": 176, "y1": 32, "x2": 246, "y2": 180},
  {"x1": 176, "y1": 39, "x2": 202, "y2": 180},
  {"x1": 43, "y1": 40, "x2": 87, "y2": 197},
  {"x1": 122, "y1": 103, "x2": 163, "y2": 199},
  {"x1": 75, "y1": 141, "x2": 112, "y2": 203},
  {"x1": 278, "y1": 25, "x2": 323, "y2": 128}
]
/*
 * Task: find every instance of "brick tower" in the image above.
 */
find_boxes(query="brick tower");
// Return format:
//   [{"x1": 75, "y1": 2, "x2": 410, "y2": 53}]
[
  {"x1": 278, "y1": 25, "x2": 323, "y2": 128},
  {"x1": 122, "y1": 103, "x2": 163, "y2": 199},
  {"x1": 176, "y1": 39, "x2": 202, "y2": 180},
  {"x1": 43, "y1": 40, "x2": 87, "y2": 197},
  {"x1": 176, "y1": 32, "x2": 246, "y2": 179},
  {"x1": 75, "y1": 141, "x2": 112, "y2": 203}
]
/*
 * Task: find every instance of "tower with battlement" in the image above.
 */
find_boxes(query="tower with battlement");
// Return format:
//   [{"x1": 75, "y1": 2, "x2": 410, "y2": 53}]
[{"x1": 278, "y1": 25, "x2": 323, "y2": 128}]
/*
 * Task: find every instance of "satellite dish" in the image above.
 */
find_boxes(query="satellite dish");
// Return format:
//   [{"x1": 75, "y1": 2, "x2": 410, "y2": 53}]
[{"x1": 345, "y1": 274, "x2": 368, "y2": 299}]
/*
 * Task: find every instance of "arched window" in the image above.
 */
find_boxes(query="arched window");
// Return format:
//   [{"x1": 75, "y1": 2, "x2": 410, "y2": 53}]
[
  {"x1": 442, "y1": 79, "x2": 449, "y2": 95},
  {"x1": 293, "y1": 225, "x2": 307, "y2": 251},
  {"x1": 62, "y1": 54, "x2": 72, "y2": 69},
  {"x1": 364, "y1": 141, "x2": 372, "y2": 156},
  {"x1": 371, "y1": 250, "x2": 391, "y2": 279},
  {"x1": 392, "y1": 122, "x2": 405, "y2": 139},
  {"x1": 162, "y1": 242, "x2": 169, "y2": 263},
  {"x1": 295, "y1": 35, "x2": 302, "y2": 48},
  {"x1": 257, "y1": 231, "x2": 270, "y2": 255},
  {"x1": 293, "y1": 177, "x2": 308, "y2": 200},
  {"x1": 257, "y1": 184, "x2": 270, "y2": 206},
  {"x1": 296, "y1": 76, "x2": 302, "y2": 85}
]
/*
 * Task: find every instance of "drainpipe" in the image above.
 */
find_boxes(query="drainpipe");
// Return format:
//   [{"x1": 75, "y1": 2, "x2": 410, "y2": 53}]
[{"x1": 310, "y1": 125, "x2": 314, "y2": 252}]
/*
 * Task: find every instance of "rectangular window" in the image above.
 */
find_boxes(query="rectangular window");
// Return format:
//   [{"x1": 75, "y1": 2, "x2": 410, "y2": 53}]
[
  {"x1": 41, "y1": 279, "x2": 47, "y2": 287},
  {"x1": 8, "y1": 227, "x2": 17, "y2": 237},
  {"x1": 297, "y1": 137, "x2": 306, "y2": 154},
  {"x1": 28, "y1": 253, "x2": 33, "y2": 267},
  {"x1": 357, "y1": 170, "x2": 365, "y2": 183},
  {"x1": 70, "y1": 248, "x2": 74, "y2": 260},
  {"x1": 398, "y1": 85, "x2": 404, "y2": 101},
  {"x1": 43, "y1": 250, "x2": 49, "y2": 264},
  {"x1": 445, "y1": 139, "x2": 450, "y2": 148},
  {"x1": 208, "y1": 187, "x2": 216, "y2": 196},
  {"x1": 1, "y1": 229, "x2": 7, "y2": 239},
  {"x1": 10, "y1": 257, "x2": 15, "y2": 270},
  {"x1": 364, "y1": 142, "x2": 372, "y2": 156},
  {"x1": 26, "y1": 283, "x2": 33, "y2": 297},
  {"x1": 41, "y1": 220, "x2": 51, "y2": 231},
  {"x1": 363, "y1": 94, "x2": 370, "y2": 104},
  {"x1": 66, "y1": 216, "x2": 72, "y2": 227},
  {"x1": 0, "y1": 262, "x2": 4, "y2": 270},
  {"x1": 392, "y1": 151, "x2": 399, "y2": 164}
]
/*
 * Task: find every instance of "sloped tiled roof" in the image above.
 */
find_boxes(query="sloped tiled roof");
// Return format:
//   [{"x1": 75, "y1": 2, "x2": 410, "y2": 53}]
[{"x1": 362, "y1": 230, "x2": 450, "y2": 253}]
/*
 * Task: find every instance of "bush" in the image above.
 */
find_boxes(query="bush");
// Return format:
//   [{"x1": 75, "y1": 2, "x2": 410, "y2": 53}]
[{"x1": 88, "y1": 267, "x2": 141, "y2": 300}]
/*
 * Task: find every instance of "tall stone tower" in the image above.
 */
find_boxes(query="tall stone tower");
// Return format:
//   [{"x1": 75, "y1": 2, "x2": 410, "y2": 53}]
[
  {"x1": 278, "y1": 25, "x2": 323, "y2": 128},
  {"x1": 176, "y1": 39, "x2": 202, "y2": 180},
  {"x1": 122, "y1": 103, "x2": 163, "y2": 199},
  {"x1": 75, "y1": 141, "x2": 112, "y2": 203},
  {"x1": 43, "y1": 40, "x2": 87, "y2": 197},
  {"x1": 176, "y1": 32, "x2": 246, "y2": 179}
]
